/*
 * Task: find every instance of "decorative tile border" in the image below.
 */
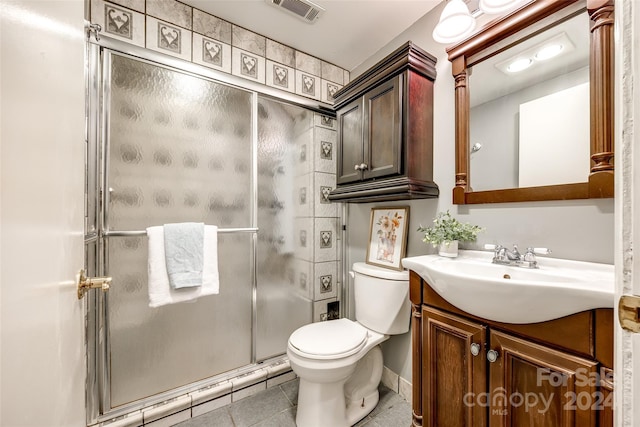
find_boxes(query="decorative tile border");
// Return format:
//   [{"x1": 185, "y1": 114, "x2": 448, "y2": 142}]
[
  {"x1": 146, "y1": 16, "x2": 192, "y2": 61},
  {"x1": 90, "y1": 0, "x2": 348, "y2": 104}
]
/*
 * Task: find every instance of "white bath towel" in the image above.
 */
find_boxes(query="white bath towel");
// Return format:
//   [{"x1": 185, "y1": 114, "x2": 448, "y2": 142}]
[{"x1": 147, "y1": 225, "x2": 220, "y2": 308}]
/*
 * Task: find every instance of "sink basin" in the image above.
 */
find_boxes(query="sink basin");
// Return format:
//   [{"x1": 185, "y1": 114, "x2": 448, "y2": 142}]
[{"x1": 402, "y1": 250, "x2": 614, "y2": 324}]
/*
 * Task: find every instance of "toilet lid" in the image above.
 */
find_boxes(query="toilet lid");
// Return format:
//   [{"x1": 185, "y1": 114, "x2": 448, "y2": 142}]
[{"x1": 289, "y1": 318, "x2": 368, "y2": 359}]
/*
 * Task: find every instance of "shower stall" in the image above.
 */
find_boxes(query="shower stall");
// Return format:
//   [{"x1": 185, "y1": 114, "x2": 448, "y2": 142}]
[{"x1": 85, "y1": 41, "x2": 338, "y2": 422}]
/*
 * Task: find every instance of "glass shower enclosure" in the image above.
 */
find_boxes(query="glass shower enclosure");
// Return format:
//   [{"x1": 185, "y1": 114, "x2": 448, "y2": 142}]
[{"x1": 88, "y1": 49, "x2": 315, "y2": 418}]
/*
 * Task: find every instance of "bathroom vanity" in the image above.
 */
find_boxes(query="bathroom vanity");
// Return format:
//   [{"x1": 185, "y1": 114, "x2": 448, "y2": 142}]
[{"x1": 407, "y1": 269, "x2": 613, "y2": 427}]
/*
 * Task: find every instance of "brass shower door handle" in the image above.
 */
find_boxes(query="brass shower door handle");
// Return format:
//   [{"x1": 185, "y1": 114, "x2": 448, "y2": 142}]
[{"x1": 77, "y1": 269, "x2": 112, "y2": 299}]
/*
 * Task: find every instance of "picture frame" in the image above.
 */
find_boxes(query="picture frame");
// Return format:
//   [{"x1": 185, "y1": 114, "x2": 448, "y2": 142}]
[{"x1": 366, "y1": 206, "x2": 410, "y2": 271}]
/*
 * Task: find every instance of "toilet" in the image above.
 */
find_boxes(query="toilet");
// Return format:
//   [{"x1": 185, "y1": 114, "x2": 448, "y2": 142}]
[{"x1": 287, "y1": 262, "x2": 410, "y2": 427}]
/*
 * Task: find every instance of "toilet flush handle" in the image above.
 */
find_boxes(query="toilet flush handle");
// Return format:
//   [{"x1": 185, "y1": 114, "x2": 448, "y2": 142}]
[{"x1": 349, "y1": 271, "x2": 355, "y2": 279}]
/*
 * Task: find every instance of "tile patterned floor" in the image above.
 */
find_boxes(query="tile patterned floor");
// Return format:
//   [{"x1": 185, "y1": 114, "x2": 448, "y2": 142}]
[{"x1": 175, "y1": 379, "x2": 411, "y2": 427}]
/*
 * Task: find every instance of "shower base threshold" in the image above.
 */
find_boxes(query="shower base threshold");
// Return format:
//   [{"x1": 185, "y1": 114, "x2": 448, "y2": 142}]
[{"x1": 92, "y1": 356, "x2": 294, "y2": 427}]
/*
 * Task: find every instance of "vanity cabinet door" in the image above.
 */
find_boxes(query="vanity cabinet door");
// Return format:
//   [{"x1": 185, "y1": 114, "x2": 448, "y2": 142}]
[
  {"x1": 488, "y1": 330, "x2": 598, "y2": 427},
  {"x1": 423, "y1": 306, "x2": 487, "y2": 427},
  {"x1": 598, "y1": 367, "x2": 613, "y2": 427},
  {"x1": 362, "y1": 75, "x2": 402, "y2": 181}
]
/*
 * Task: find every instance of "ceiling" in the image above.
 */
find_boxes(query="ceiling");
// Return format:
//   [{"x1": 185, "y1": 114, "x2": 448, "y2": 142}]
[{"x1": 182, "y1": 0, "x2": 441, "y2": 71}]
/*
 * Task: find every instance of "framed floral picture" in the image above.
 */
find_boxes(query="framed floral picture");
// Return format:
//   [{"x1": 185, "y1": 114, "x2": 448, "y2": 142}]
[{"x1": 366, "y1": 206, "x2": 410, "y2": 271}]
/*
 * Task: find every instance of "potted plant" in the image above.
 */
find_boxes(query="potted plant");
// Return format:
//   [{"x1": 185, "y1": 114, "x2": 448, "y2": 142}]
[{"x1": 417, "y1": 211, "x2": 483, "y2": 257}]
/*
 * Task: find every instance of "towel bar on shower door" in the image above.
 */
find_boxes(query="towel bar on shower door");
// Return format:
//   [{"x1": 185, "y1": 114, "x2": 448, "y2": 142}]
[{"x1": 103, "y1": 227, "x2": 259, "y2": 237}]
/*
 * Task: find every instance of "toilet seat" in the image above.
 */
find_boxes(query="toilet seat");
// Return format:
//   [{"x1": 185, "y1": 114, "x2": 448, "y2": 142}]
[{"x1": 289, "y1": 319, "x2": 368, "y2": 360}]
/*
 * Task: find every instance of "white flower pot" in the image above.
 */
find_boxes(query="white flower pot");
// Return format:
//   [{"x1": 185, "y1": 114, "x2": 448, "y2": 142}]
[{"x1": 438, "y1": 240, "x2": 459, "y2": 257}]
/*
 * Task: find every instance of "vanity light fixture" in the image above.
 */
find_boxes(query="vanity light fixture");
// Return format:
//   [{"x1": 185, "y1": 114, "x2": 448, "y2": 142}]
[
  {"x1": 432, "y1": 0, "x2": 476, "y2": 44},
  {"x1": 433, "y1": 0, "x2": 526, "y2": 44},
  {"x1": 479, "y1": 0, "x2": 524, "y2": 14}
]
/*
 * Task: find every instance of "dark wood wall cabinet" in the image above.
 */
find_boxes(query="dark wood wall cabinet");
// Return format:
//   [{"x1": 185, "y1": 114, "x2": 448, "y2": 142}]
[
  {"x1": 328, "y1": 42, "x2": 439, "y2": 203},
  {"x1": 409, "y1": 271, "x2": 614, "y2": 427}
]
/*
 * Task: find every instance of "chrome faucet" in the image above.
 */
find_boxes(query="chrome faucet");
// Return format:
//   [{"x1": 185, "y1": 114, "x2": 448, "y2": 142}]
[{"x1": 485, "y1": 244, "x2": 551, "y2": 268}]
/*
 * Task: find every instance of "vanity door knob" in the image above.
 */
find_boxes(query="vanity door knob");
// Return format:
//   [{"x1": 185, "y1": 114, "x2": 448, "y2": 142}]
[
  {"x1": 470, "y1": 343, "x2": 481, "y2": 356},
  {"x1": 487, "y1": 349, "x2": 499, "y2": 363},
  {"x1": 359, "y1": 163, "x2": 369, "y2": 171},
  {"x1": 354, "y1": 164, "x2": 361, "y2": 171}
]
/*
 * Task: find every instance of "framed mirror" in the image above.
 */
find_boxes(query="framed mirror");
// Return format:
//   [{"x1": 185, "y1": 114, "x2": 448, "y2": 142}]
[{"x1": 446, "y1": 0, "x2": 614, "y2": 204}]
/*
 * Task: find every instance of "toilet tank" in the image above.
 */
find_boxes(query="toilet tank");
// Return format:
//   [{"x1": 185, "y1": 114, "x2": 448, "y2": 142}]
[{"x1": 352, "y1": 262, "x2": 410, "y2": 335}]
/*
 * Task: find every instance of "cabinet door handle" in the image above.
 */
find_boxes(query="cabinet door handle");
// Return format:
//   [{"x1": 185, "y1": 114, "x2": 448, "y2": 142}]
[
  {"x1": 354, "y1": 164, "x2": 361, "y2": 171},
  {"x1": 359, "y1": 163, "x2": 369, "y2": 171},
  {"x1": 487, "y1": 349, "x2": 499, "y2": 363},
  {"x1": 470, "y1": 343, "x2": 481, "y2": 356}
]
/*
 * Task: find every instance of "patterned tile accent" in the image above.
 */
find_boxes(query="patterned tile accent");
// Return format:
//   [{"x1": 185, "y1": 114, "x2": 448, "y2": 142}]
[
  {"x1": 193, "y1": 9, "x2": 232, "y2": 43},
  {"x1": 146, "y1": 16, "x2": 192, "y2": 61},
  {"x1": 314, "y1": 126, "x2": 337, "y2": 174},
  {"x1": 193, "y1": 33, "x2": 231, "y2": 73},
  {"x1": 296, "y1": 71, "x2": 321, "y2": 101},
  {"x1": 321, "y1": 79, "x2": 342, "y2": 104},
  {"x1": 313, "y1": 261, "x2": 338, "y2": 300},
  {"x1": 232, "y1": 25, "x2": 266, "y2": 56},
  {"x1": 146, "y1": 0, "x2": 192, "y2": 30},
  {"x1": 232, "y1": 48, "x2": 266, "y2": 84},
  {"x1": 314, "y1": 217, "x2": 337, "y2": 262},
  {"x1": 315, "y1": 172, "x2": 337, "y2": 217},
  {"x1": 314, "y1": 113, "x2": 337, "y2": 130},
  {"x1": 90, "y1": 0, "x2": 349, "y2": 104},
  {"x1": 92, "y1": 0, "x2": 145, "y2": 47},
  {"x1": 266, "y1": 60, "x2": 295, "y2": 93},
  {"x1": 105, "y1": 4, "x2": 133, "y2": 39},
  {"x1": 266, "y1": 39, "x2": 296, "y2": 68}
]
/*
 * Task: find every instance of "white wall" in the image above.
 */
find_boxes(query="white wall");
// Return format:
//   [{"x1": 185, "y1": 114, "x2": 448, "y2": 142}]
[
  {"x1": 347, "y1": 3, "x2": 615, "y2": 382},
  {"x1": 0, "y1": 2, "x2": 86, "y2": 425}
]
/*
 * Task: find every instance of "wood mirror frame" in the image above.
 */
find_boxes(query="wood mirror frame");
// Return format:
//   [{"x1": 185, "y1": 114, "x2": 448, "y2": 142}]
[{"x1": 447, "y1": 0, "x2": 614, "y2": 204}]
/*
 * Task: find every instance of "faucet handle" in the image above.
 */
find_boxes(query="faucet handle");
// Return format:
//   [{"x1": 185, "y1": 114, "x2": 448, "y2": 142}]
[
  {"x1": 523, "y1": 247, "x2": 551, "y2": 263},
  {"x1": 530, "y1": 247, "x2": 551, "y2": 255},
  {"x1": 484, "y1": 244, "x2": 500, "y2": 251}
]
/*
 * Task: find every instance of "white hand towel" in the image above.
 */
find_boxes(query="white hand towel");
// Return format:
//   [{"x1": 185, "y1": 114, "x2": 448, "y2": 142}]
[{"x1": 147, "y1": 225, "x2": 220, "y2": 308}]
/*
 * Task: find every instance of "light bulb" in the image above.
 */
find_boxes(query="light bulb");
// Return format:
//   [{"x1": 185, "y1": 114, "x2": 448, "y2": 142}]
[
  {"x1": 535, "y1": 44, "x2": 564, "y2": 61},
  {"x1": 432, "y1": 0, "x2": 476, "y2": 44},
  {"x1": 506, "y1": 58, "x2": 533, "y2": 73}
]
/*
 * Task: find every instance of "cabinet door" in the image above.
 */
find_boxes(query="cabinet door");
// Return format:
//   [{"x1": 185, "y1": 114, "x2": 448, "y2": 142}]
[
  {"x1": 336, "y1": 97, "x2": 364, "y2": 184},
  {"x1": 423, "y1": 307, "x2": 487, "y2": 427},
  {"x1": 597, "y1": 367, "x2": 613, "y2": 427},
  {"x1": 489, "y1": 330, "x2": 598, "y2": 427},
  {"x1": 363, "y1": 75, "x2": 403, "y2": 180}
]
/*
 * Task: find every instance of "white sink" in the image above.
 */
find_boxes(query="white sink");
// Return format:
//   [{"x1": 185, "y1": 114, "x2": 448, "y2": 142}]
[{"x1": 402, "y1": 250, "x2": 614, "y2": 324}]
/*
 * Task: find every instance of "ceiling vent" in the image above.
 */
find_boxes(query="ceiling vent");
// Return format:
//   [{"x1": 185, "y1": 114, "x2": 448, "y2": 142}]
[{"x1": 265, "y1": 0, "x2": 325, "y2": 24}]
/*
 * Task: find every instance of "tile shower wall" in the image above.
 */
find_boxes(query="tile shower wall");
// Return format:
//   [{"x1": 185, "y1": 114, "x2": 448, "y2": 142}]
[
  {"x1": 90, "y1": 0, "x2": 350, "y2": 103},
  {"x1": 292, "y1": 114, "x2": 340, "y2": 322}
]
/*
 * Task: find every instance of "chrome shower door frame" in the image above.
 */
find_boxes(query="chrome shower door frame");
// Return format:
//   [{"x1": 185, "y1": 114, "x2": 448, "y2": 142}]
[{"x1": 85, "y1": 35, "x2": 333, "y2": 425}]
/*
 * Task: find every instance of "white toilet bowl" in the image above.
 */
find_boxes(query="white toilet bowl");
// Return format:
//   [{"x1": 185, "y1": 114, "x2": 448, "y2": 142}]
[
  {"x1": 287, "y1": 263, "x2": 410, "y2": 427},
  {"x1": 287, "y1": 319, "x2": 387, "y2": 427}
]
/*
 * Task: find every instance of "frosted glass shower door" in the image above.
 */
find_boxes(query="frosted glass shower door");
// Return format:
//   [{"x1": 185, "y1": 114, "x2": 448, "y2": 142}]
[
  {"x1": 256, "y1": 97, "x2": 314, "y2": 360},
  {"x1": 103, "y1": 53, "x2": 254, "y2": 407}
]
